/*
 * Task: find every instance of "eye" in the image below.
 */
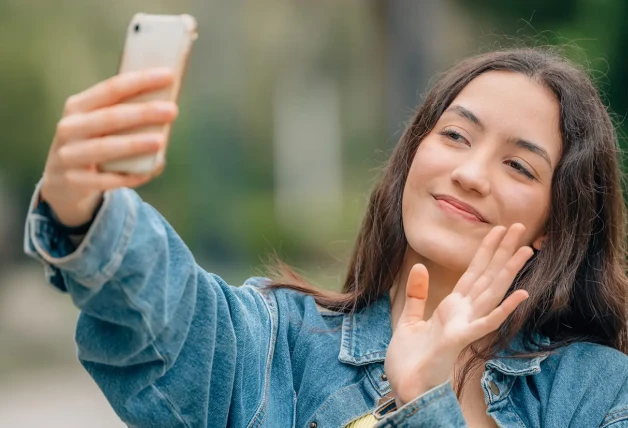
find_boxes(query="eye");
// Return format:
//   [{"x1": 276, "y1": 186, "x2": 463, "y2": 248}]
[
  {"x1": 439, "y1": 127, "x2": 470, "y2": 146},
  {"x1": 505, "y1": 159, "x2": 536, "y2": 181}
]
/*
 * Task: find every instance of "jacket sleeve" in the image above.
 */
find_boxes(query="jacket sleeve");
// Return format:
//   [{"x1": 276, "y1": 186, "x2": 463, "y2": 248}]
[
  {"x1": 23, "y1": 184, "x2": 276, "y2": 428},
  {"x1": 375, "y1": 382, "x2": 468, "y2": 428}
]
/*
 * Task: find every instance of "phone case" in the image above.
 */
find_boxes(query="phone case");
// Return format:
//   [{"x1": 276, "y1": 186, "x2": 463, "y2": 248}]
[{"x1": 100, "y1": 13, "x2": 197, "y2": 175}]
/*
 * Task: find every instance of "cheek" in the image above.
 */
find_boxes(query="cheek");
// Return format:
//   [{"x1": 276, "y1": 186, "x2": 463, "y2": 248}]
[
  {"x1": 405, "y1": 139, "x2": 451, "y2": 188},
  {"x1": 497, "y1": 184, "x2": 551, "y2": 240},
  {"x1": 402, "y1": 138, "x2": 459, "y2": 228},
  {"x1": 403, "y1": 143, "x2": 437, "y2": 214}
]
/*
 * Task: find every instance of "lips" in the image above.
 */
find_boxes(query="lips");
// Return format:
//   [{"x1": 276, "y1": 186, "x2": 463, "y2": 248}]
[{"x1": 433, "y1": 194, "x2": 487, "y2": 223}]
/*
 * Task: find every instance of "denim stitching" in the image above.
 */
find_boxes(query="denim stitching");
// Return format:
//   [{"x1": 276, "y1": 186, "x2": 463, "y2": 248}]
[
  {"x1": 602, "y1": 407, "x2": 628, "y2": 427},
  {"x1": 378, "y1": 384, "x2": 451, "y2": 426},
  {"x1": 365, "y1": 365, "x2": 391, "y2": 396},
  {"x1": 150, "y1": 385, "x2": 190, "y2": 427},
  {"x1": 504, "y1": 394, "x2": 527, "y2": 427},
  {"x1": 28, "y1": 189, "x2": 136, "y2": 288},
  {"x1": 99, "y1": 191, "x2": 137, "y2": 281},
  {"x1": 247, "y1": 286, "x2": 278, "y2": 428},
  {"x1": 309, "y1": 376, "x2": 368, "y2": 427}
]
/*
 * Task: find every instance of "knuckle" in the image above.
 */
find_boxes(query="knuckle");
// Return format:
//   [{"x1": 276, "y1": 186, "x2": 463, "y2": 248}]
[
  {"x1": 91, "y1": 136, "x2": 106, "y2": 149},
  {"x1": 96, "y1": 138, "x2": 114, "y2": 156},
  {"x1": 104, "y1": 78, "x2": 125, "y2": 100},
  {"x1": 91, "y1": 138, "x2": 116, "y2": 160},
  {"x1": 503, "y1": 261, "x2": 519, "y2": 275},
  {"x1": 56, "y1": 145, "x2": 72, "y2": 165},
  {"x1": 63, "y1": 95, "x2": 80, "y2": 116},
  {"x1": 101, "y1": 108, "x2": 120, "y2": 128},
  {"x1": 56, "y1": 118, "x2": 74, "y2": 140},
  {"x1": 477, "y1": 273, "x2": 491, "y2": 285}
]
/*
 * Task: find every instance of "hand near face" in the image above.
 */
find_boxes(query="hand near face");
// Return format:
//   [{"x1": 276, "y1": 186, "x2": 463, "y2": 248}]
[{"x1": 384, "y1": 224, "x2": 533, "y2": 407}]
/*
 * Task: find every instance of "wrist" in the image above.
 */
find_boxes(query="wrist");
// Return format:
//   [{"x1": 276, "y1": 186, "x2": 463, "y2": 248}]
[
  {"x1": 389, "y1": 350, "x2": 459, "y2": 407},
  {"x1": 40, "y1": 193, "x2": 104, "y2": 228},
  {"x1": 393, "y1": 377, "x2": 453, "y2": 408},
  {"x1": 393, "y1": 383, "x2": 433, "y2": 408},
  {"x1": 37, "y1": 195, "x2": 103, "y2": 233}
]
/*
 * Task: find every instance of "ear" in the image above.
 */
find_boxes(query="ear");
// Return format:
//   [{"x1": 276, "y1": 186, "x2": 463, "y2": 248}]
[{"x1": 532, "y1": 234, "x2": 546, "y2": 251}]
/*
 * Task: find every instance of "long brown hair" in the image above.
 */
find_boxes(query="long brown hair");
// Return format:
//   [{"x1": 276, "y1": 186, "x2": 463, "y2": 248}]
[{"x1": 267, "y1": 48, "x2": 628, "y2": 367}]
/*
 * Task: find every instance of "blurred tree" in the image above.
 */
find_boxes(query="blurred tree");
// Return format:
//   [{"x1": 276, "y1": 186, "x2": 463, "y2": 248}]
[{"x1": 6, "y1": 0, "x2": 628, "y2": 282}]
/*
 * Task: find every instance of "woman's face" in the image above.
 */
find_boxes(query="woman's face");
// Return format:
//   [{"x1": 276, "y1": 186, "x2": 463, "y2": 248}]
[{"x1": 402, "y1": 71, "x2": 562, "y2": 273}]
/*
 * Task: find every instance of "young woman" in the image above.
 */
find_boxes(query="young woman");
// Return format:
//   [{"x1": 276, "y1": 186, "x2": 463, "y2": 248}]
[{"x1": 25, "y1": 48, "x2": 628, "y2": 427}]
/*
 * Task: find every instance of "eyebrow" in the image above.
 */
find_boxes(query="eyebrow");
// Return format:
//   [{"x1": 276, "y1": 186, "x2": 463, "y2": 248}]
[
  {"x1": 444, "y1": 104, "x2": 553, "y2": 168},
  {"x1": 445, "y1": 105, "x2": 484, "y2": 130},
  {"x1": 511, "y1": 138, "x2": 553, "y2": 168}
]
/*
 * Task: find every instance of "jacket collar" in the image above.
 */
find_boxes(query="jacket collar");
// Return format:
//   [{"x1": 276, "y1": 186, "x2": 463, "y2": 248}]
[
  {"x1": 338, "y1": 291, "x2": 551, "y2": 374},
  {"x1": 486, "y1": 333, "x2": 551, "y2": 376},
  {"x1": 338, "y1": 292, "x2": 392, "y2": 366}
]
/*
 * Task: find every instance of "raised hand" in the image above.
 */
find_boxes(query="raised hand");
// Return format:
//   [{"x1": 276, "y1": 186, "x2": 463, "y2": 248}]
[
  {"x1": 40, "y1": 68, "x2": 178, "y2": 227},
  {"x1": 384, "y1": 224, "x2": 533, "y2": 406}
]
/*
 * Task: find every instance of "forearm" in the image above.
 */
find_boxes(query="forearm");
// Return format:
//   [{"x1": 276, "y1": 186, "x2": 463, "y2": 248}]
[
  {"x1": 24, "y1": 184, "x2": 274, "y2": 425},
  {"x1": 26, "y1": 183, "x2": 204, "y2": 363}
]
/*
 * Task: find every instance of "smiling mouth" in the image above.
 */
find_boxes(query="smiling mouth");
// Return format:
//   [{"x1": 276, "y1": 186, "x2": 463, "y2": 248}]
[{"x1": 432, "y1": 195, "x2": 487, "y2": 223}]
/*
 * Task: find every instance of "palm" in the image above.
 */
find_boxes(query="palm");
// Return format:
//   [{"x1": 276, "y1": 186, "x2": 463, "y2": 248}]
[{"x1": 433, "y1": 293, "x2": 477, "y2": 342}]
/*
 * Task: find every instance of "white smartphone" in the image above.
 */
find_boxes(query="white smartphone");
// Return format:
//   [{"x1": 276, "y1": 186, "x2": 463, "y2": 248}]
[{"x1": 99, "y1": 13, "x2": 198, "y2": 175}]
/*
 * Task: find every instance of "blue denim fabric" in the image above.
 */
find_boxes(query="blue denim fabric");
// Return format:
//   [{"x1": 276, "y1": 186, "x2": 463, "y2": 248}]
[{"x1": 24, "y1": 185, "x2": 628, "y2": 427}]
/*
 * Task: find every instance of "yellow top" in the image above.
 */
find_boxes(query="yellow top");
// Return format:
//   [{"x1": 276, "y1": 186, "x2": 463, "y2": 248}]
[{"x1": 344, "y1": 413, "x2": 378, "y2": 428}]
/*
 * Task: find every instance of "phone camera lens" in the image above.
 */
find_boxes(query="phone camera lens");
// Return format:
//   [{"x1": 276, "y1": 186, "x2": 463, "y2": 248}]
[{"x1": 134, "y1": 24, "x2": 140, "y2": 33}]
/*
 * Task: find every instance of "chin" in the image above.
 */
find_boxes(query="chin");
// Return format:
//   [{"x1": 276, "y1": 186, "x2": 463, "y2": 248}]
[{"x1": 404, "y1": 223, "x2": 480, "y2": 273}]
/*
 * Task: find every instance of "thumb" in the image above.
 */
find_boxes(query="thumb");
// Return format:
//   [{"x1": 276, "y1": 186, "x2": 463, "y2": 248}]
[{"x1": 399, "y1": 264, "x2": 429, "y2": 325}]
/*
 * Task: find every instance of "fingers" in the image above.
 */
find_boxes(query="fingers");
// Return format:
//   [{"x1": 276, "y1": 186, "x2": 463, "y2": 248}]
[
  {"x1": 467, "y1": 290, "x2": 529, "y2": 341},
  {"x1": 63, "y1": 68, "x2": 174, "y2": 115},
  {"x1": 454, "y1": 226, "x2": 507, "y2": 295},
  {"x1": 57, "y1": 169, "x2": 153, "y2": 191},
  {"x1": 398, "y1": 264, "x2": 429, "y2": 326},
  {"x1": 467, "y1": 224, "x2": 526, "y2": 299},
  {"x1": 55, "y1": 133, "x2": 164, "y2": 167},
  {"x1": 56, "y1": 102, "x2": 178, "y2": 143},
  {"x1": 473, "y1": 246, "x2": 534, "y2": 316}
]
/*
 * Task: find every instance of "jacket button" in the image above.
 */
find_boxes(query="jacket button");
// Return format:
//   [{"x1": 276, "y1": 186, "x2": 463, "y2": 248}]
[
  {"x1": 310, "y1": 423, "x2": 318, "y2": 428},
  {"x1": 489, "y1": 380, "x2": 500, "y2": 395},
  {"x1": 380, "y1": 373, "x2": 388, "y2": 381}
]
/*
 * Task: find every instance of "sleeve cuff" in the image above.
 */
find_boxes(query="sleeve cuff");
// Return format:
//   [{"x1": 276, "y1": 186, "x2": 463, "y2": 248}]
[
  {"x1": 23, "y1": 181, "x2": 139, "y2": 291},
  {"x1": 375, "y1": 381, "x2": 466, "y2": 427}
]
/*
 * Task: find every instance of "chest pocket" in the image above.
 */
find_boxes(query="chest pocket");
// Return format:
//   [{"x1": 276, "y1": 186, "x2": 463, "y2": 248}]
[
  {"x1": 301, "y1": 378, "x2": 377, "y2": 428},
  {"x1": 300, "y1": 362, "x2": 391, "y2": 428}
]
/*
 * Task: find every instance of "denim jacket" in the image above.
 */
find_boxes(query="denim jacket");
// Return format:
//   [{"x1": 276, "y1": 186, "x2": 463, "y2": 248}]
[{"x1": 24, "y1": 185, "x2": 628, "y2": 427}]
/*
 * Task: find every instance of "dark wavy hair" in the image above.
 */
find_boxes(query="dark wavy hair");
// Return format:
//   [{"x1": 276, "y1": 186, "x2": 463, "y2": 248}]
[{"x1": 267, "y1": 48, "x2": 628, "y2": 390}]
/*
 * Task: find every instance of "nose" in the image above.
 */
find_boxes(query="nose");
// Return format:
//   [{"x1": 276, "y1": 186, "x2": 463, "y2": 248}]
[{"x1": 450, "y1": 152, "x2": 491, "y2": 196}]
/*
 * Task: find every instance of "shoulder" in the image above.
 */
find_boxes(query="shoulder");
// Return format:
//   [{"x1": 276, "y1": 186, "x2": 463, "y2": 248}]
[
  {"x1": 543, "y1": 342, "x2": 628, "y2": 427},
  {"x1": 242, "y1": 276, "x2": 344, "y2": 321},
  {"x1": 242, "y1": 277, "x2": 346, "y2": 355},
  {"x1": 544, "y1": 341, "x2": 628, "y2": 386},
  {"x1": 552, "y1": 341, "x2": 628, "y2": 369}
]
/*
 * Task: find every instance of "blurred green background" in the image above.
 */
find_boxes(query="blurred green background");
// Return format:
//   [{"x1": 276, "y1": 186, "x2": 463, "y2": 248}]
[{"x1": 1, "y1": 0, "x2": 626, "y2": 426}]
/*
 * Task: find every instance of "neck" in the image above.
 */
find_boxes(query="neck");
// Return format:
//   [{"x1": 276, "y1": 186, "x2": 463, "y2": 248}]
[{"x1": 389, "y1": 247, "x2": 463, "y2": 331}]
